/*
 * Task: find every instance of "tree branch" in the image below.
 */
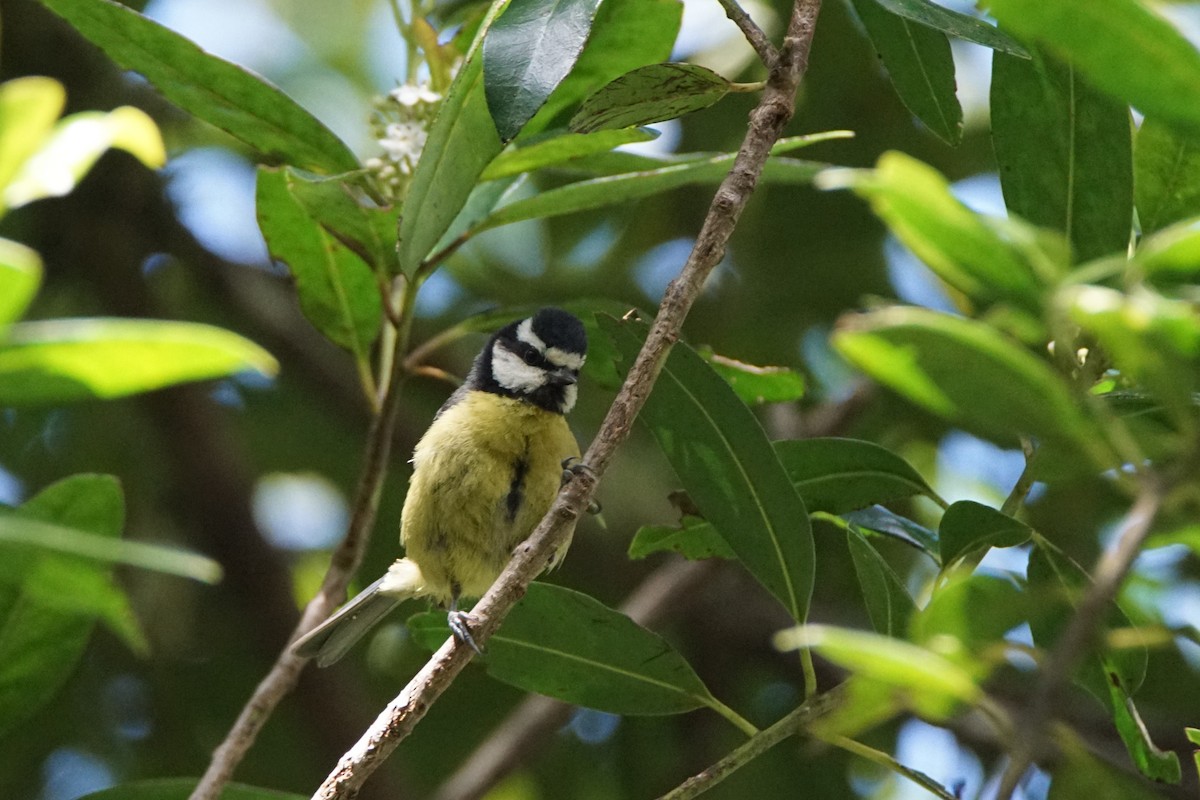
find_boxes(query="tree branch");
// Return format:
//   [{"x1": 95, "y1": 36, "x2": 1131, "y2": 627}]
[
  {"x1": 311, "y1": 2, "x2": 823, "y2": 796},
  {"x1": 717, "y1": 0, "x2": 778, "y2": 68}
]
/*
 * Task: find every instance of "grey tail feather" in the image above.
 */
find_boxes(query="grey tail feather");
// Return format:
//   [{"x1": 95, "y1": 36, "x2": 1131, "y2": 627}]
[{"x1": 292, "y1": 577, "x2": 405, "y2": 667}]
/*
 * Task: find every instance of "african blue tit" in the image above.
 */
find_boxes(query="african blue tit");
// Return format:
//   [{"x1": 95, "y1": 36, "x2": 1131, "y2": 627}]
[{"x1": 293, "y1": 307, "x2": 587, "y2": 666}]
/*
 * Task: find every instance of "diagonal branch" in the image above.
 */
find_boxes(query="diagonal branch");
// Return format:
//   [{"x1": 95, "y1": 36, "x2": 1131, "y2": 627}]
[
  {"x1": 311, "y1": 2, "x2": 823, "y2": 796},
  {"x1": 717, "y1": 0, "x2": 778, "y2": 68}
]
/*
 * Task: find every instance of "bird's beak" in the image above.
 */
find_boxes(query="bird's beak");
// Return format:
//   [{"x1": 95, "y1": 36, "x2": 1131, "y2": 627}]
[{"x1": 546, "y1": 367, "x2": 578, "y2": 387}]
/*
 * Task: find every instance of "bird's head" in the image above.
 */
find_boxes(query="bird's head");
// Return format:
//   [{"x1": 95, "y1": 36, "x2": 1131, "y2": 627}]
[{"x1": 477, "y1": 308, "x2": 588, "y2": 414}]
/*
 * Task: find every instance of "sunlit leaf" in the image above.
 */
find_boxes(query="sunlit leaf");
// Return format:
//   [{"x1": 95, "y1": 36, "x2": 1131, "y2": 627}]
[
  {"x1": 937, "y1": 500, "x2": 1031, "y2": 566},
  {"x1": 874, "y1": 0, "x2": 1028, "y2": 57},
  {"x1": 628, "y1": 516, "x2": 734, "y2": 561},
  {"x1": 911, "y1": 571, "x2": 1029, "y2": 668},
  {"x1": 774, "y1": 437, "x2": 939, "y2": 513},
  {"x1": 1135, "y1": 218, "x2": 1200, "y2": 283},
  {"x1": 570, "y1": 63, "x2": 732, "y2": 133},
  {"x1": 0, "y1": 238, "x2": 42, "y2": 326},
  {"x1": 0, "y1": 76, "x2": 66, "y2": 194},
  {"x1": 79, "y1": 778, "x2": 307, "y2": 800},
  {"x1": 0, "y1": 319, "x2": 277, "y2": 406},
  {"x1": 696, "y1": 347, "x2": 805, "y2": 405},
  {"x1": 1136, "y1": 118, "x2": 1200, "y2": 236},
  {"x1": 481, "y1": 127, "x2": 658, "y2": 181}
]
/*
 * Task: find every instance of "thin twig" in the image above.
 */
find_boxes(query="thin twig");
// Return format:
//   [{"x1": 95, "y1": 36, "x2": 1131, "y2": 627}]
[
  {"x1": 717, "y1": 0, "x2": 778, "y2": 68},
  {"x1": 310, "y1": 2, "x2": 822, "y2": 795},
  {"x1": 994, "y1": 475, "x2": 1168, "y2": 800},
  {"x1": 189, "y1": 278, "x2": 420, "y2": 800}
]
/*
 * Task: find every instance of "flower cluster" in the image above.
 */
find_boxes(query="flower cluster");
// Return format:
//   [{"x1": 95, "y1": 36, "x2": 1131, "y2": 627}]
[{"x1": 365, "y1": 83, "x2": 443, "y2": 203}]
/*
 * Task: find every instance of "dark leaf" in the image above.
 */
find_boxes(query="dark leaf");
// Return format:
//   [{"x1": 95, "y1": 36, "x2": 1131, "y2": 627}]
[
  {"x1": 874, "y1": 0, "x2": 1028, "y2": 57},
  {"x1": 570, "y1": 63, "x2": 731, "y2": 133},
  {"x1": 628, "y1": 516, "x2": 735, "y2": 561},
  {"x1": 937, "y1": 500, "x2": 1031, "y2": 566},
  {"x1": 774, "y1": 437, "x2": 939, "y2": 513},
  {"x1": 1135, "y1": 118, "x2": 1200, "y2": 235}
]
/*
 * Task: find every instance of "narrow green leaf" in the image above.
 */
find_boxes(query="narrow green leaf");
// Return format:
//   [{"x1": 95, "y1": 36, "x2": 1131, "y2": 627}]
[
  {"x1": 874, "y1": 0, "x2": 1028, "y2": 57},
  {"x1": 848, "y1": 0, "x2": 962, "y2": 145},
  {"x1": 628, "y1": 516, "x2": 735, "y2": 561},
  {"x1": 1187, "y1": 727, "x2": 1200, "y2": 746},
  {"x1": 283, "y1": 170, "x2": 398, "y2": 275},
  {"x1": 0, "y1": 319, "x2": 277, "y2": 406},
  {"x1": 991, "y1": 48, "x2": 1133, "y2": 262},
  {"x1": 397, "y1": 1, "x2": 507, "y2": 274},
  {"x1": 79, "y1": 778, "x2": 307, "y2": 800},
  {"x1": 484, "y1": 0, "x2": 605, "y2": 142},
  {"x1": 696, "y1": 347, "x2": 805, "y2": 405},
  {"x1": 0, "y1": 76, "x2": 66, "y2": 194},
  {"x1": 1135, "y1": 218, "x2": 1200, "y2": 283},
  {"x1": 937, "y1": 500, "x2": 1031, "y2": 565},
  {"x1": 570, "y1": 63, "x2": 732, "y2": 133},
  {"x1": 39, "y1": 0, "x2": 358, "y2": 174},
  {"x1": 480, "y1": 127, "x2": 657, "y2": 181},
  {"x1": 1135, "y1": 118, "x2": 1200, "y2": 235},
  {"x1": 0, "y1": 238, "x2": 42, "y2": 326},
  {"x1": 603, "y1": 315, "x2": 815, "y2": 623},
  {"x1": 409, "y1": 584, "x2": 722, "y2": 716},
  {"x1": 525, "y1": 0, "x2": 683, "y2": 134},
  {"x1": 841, "y1": 506, "x2": 940, "y2": 559},
  {"x1": 774, "y1": 437, "x2": 938, "y2": 513},
  {"x1": 256, "y1": 167, "x2": 382, "y2": 358},
  {"x1": 911, "y1": 571, "x2": 1029, "y2": 669},
  {"x1": 832, "y1": 305, "x2": 1107, "y2": 463},
  {"x1": 986, "y1": 0, "x2": 1200, "y2": 134},
  {"x1": 429, "y1": 175, "x2": 524, "y2": 260},
  {"x1": 845, "y1": 526, "x2": 915, "y2": 636}
]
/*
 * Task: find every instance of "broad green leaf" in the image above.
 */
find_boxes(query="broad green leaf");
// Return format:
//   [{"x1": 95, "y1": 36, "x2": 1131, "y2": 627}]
[
  {"x1": 844, "y1": 525, "x2": 915, "y2": 636},
  {"x1": 1135, "y1": 118, "x2": 1200, "y2": 236},
  {"x1": 1065, "y1": 284, "x2": 1200, "y2": 430},
  {"x1": 39, "y1": 0, "x2": 358, "y2": 174},
  {"x1": 841, "y1": 506, "x2": 940, "y2": 559},
  {"x1": 1048, "y1": 738, "x2": 1175, "y2": 800},
  {"x1": 397, "y1": 1, "x2": 506, "y2": 274},
  {"x1": 774, "y1": 437, "x2": 939, "y2": 513},
  {"x1": 1134, "y1": 218, "x2": 1200, "y2": 283},
  {"x1": 79, "y1": 778, "x2": 307, "y2": 800},
  {"x1": 524, "y1": 0, "x2": 683, "y2": 134},
  {"x1": 0, "y1": 76, "x2": 65, "y2": 193},
  {"x1": 0, "y1": 318, "x2": 277, "y2": 406},
  {"x1": 603, "y1": 315, "x2": 815, "y2": 623},
  {"x1": 874, "y1": 0, "x2": 1028, "y2": 57},
  {"x1": 823, "y1": 151, "x2": 1047, "y2": 309},
  {"x1": 4, "y1": 106, "x2": 166, "y2": 209},
  {"x1": 409, "y1": 584, "x2": 724, "y2": 716},
  {"x1": 911, "y1": 571, "x2": 1031, "y2": 672},
  {"x1": 986, "y1": 0, "x2": 1200, "y2": 134},
  {"x1": 484, "y1": 0, "x2": 604, "y2": 142},
  {"x1": 429, "y1": 175, "x2": 524, "y2": 260},
  {"x1": 628, "y1": 516, "x2": 735, "y2": 561},
  {"x1": 775, "y1": 624, "x2": 982, "y2": 719},
  {"x1": 283, "y1": 170, "x2": 398, "y2": 275},
  {"x1": 0, "y1": 475, "x2": 138, "y2": 737},
  {"x1": 847, "y1": 0, "x2": 962, "y2": 145},
  {"x1": 480, "y1": 127, "x2": 657, "y2": 181},
  {"x1": 832, "y1": 306, "x2": 1108, "y2": 464},
  {"x1": 256, "y1": 168, "x2": 381, "y2": 361},
  {"x1": 991, "y1": 48, "x2": 1133, "y2": 262},
  {"x1": 937, "y1": 500, "x2": 1031, "y2": 565},
  {"x1": 0, "y1": 238, "x2": 42, "y2": 326},
  {"x1": 696, "y1": 347, "x2": 805, "y2": 405},
  {"x1": 570, "y1": 63, "x2": 732, "y2": 133}
]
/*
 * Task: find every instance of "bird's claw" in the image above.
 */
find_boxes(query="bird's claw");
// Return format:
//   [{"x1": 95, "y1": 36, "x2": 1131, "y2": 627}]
[
  {"x1": 560, "y1": 458, "x2": 601, "y2": 514},
  {"x1": 448, "y1": 610, "x2": 483, "y2": 655}
]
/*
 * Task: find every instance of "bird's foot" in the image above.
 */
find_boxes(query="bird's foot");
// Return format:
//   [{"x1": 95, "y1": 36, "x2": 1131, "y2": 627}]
[
  {"x1": 448, "y1": 610, "x2": 483, "y2": 655},
  {"x1": 560, "y1": 457, "x2": 602, "y2": 514}
]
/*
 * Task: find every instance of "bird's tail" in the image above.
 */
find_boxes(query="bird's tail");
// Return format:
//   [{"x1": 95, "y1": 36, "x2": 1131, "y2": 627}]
[{"x1": 291, "y1": 558, "x2": 427, "y2": 667}]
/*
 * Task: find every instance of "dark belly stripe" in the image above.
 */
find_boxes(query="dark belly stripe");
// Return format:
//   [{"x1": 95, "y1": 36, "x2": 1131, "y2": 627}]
[{"x1": 506, "y1": 452, "x2": 529, "y2": 523}]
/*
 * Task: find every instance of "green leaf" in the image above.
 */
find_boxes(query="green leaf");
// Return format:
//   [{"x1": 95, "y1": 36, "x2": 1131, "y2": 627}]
[
  {"x1": 986, "y1": 0, "x2": 1200, "y2": 134},
  {"x1": 1048, "y1": 738, "x2": 1175, "y2": 800},
  {"x1": 39, "y1": 0, "x2": 358, "y2": 174},
  {"x1": 774, "y1": 437, "x2": 938, "y2": 513},
  {"x1": 4, "y1": 106, "x2": 166, "y2": 210},
  {"x1": 0, "y1": 238, "x2": 42, "y2": 326},
  {"x1": 696, "y1": 347, "x2": 805, "y2": 405},
  {"x1": 844, "y1": 525, "x2": 915, "y2": 637},
  {"x1": 0, "y1": 76, "x2": 66, "y2": 194},
  {"x1": 841, "y1": 506, "x2": 940, "y2": 559},
  {"x1": 409, "y1": 584, "x2": 724, "y2": 716},
  {"x1": 0, "y1": 318, "x2": 278, "y2": 406},
  {"x1": 991, "y1": 48, "x2": 1133, "y2": 262},
  {"x1": 79, "y1": 778, "x2": 307, "y2": 800},
  {"x1": 1134, "y1": 218, "x2": 1200, "y2": 283},
  {"x1": 524, "y1": 0, "x2": 683, "y2": 134},
  {"x1": 0, "y1": 475, "x2": 138, "y2": 737},
  {"x1": 832, "y1": 306, "x2": 1107, "y2": 463},
  {"x1": 282, "y1": 171, "x2": 398, "y2": 275},
  {"x1": 480, "y1": 127, "x2": 657, "y2": 181},
  {"x1": 911, "y1": 571, "x2": 1029, "y2": 669},
  {"x1": 484, "y1": 0, "x2": 605, "y2": 142},
  {"x1": 1135, "y1": 118, "x2": 1200, "y2": 236},
  {"x1": 824, "y1": 151, "x2": 1048, "y2": 309},
  {"x1": 937, "y1": 500, "x2": 1031, "y2": 565},
  {"x1": 570, "y1": 63, "x2": 732, "y2": 133},
  {"x1": 628, "y1": 516, "x2": 735, "y2": 561},
  {"x1": 256, "y1": 168, "x2": 382, "y2": 360},
  {"x1": 847, "y1": 0, "x2": 962, "y2": 145},
  {"x1": 775, "y1": 624, "x2": 982, "y2": 719},
  {"x1": 602, "y1": 314, "x2": 815, "y2": 623},
  {"x1": 873, "y1": 0, "x2": 1028, "y2": 57},
  {"x1": 397, "y1": 2, "x2": 506, "y2": 274}
]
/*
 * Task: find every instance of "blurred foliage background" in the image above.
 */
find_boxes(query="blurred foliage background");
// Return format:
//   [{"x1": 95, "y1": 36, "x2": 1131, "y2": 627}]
[{"x1": 1, "y1": 0, "x2": 1199, "y2": 798}]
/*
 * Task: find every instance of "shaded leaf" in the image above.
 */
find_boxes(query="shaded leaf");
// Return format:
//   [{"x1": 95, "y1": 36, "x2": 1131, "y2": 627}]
[
  {"x1": 409, "y1": 584, "x2": 722, "y2": 715},
  {"x1": 697, "y1": 347, "x2": 805, "y2": 405},
  {"x1": 937, "y1": 500, "x2": 1031, "y2": 565},
  {"x1": 79, "y1": 778, "x2": 307, "y2": 800},
  {"x1": 570, "y1": 63, "x2": 731, "y2": 133},
  {"x1": 0, "y1": 319, "x2": 277, "y2": 406},
  {"x1": 991, "y1": 47, "x2": 1133, "y2": 262},
  {"x1": 602, "y1": 315, "x2": 815, "y2": 623},
  {"x1": 283, "y1": 171, "x2": 398, "y2": 275},
  {"x1": 0, "y1": 238, "x2": 42, "y2": 326},
  {"x1": 481, "y1": 127, "x2": 658, "y2": 181},
  {"x1": 841, "y1": 505, "x2": 940, "y2": 559},
  {"x1": 911, "y1": 571, "x2": 1029, "y2": 668},
  {"x1": 874, "y1": 0, "x2": 1027, "y2": 57},
  {"x1": 844, "y1": 525, "x2": 915, "y2": 636},
  {"x1": 484, "y1": 0, "x2": 604, "y2": 142},
  {"x1": 628, "y1": 516, "x2": 735, "y2": 561},
  {"x1": 1136, "y1": 118, "x2": 1200, "y2": 235},
  {"x1": 1135, "y1": 218, "x2": 1200, "y2": 284},
  {"x1": 40, "y1": 0, "x2": 358, "y2": 174},
  {"x1": 1047, "y1": 738, "x2": 1174, "y2": 800},
  {"x1": 774, "y1": 437, "x2": 938, "y2": 514},
  {"x1": 847, "y1": 0, "x2": 962, "y2": 145}
]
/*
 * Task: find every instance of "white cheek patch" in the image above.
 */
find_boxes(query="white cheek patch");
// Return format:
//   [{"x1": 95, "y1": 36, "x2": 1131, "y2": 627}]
[
  {"x1": 545, "y1": 347, "x2": 585, "y2": 371},
  {"x1": 559, "y1": 383, "x2": 578, "y2": 413},
  {"x1": 492, "y1": 344, "x2": 547, "y2": 393},
  {"x1": 516, "y1": 318, "x2": 546, "y2": 351}
]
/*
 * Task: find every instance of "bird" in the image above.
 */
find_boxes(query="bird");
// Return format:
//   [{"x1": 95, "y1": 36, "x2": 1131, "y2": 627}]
[{"x1": 293, "y1": 307, "x2": 588, "y2": 666}]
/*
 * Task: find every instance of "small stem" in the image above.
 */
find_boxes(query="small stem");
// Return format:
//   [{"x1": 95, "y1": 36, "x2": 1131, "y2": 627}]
[
  {"x1": 826, "y1": 735, "x2": 958, "y2": 800},
  {"x1": 1000, "y1": 437, "x2": 1037, "y2": 517},
  {"x1": 705, "y1": 698, "x2": 760, "y2": 738},
  {"x1": 728, "y1": 80, "x2": 768, "y2": 93},
  {"x1": 801, "y1": 647, "x2": 818, "y2": 699},
  {"x1": 716, "y1": 0, "x2": 778, "y2": 67}
]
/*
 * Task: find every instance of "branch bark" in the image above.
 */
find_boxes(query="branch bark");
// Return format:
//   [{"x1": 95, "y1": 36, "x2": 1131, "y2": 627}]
[{"x1": 312, "y1": 2, "x2": 823, "y2": 795}]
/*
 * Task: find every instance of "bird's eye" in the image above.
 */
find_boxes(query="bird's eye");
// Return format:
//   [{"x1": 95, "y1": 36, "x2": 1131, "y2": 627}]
[{"x1": 521, "y1": 346, "x2": 540, "y2": 366}]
